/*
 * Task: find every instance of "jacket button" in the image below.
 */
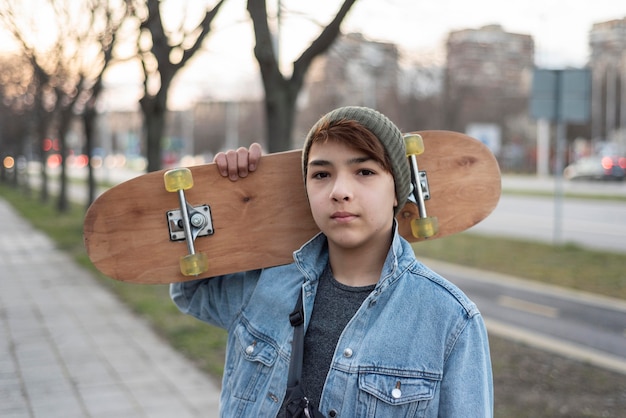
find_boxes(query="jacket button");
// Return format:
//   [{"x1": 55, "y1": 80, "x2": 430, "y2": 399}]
[
  {"x1": 343, "y1": 348, "x2": 353, "y2": 358},
  {"x1": 245, "y1": 344, "x2": 255, "y2": 355},
  {"x1": 392, "y1": 381, "x2": 402, "y2": 399},
  {"x1": 329, "y1": 409, "x2": 338, "y2": 417}
]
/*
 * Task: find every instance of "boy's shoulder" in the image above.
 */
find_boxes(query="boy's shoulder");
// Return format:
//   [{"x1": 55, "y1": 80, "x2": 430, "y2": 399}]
[{"x1": 402, "y1": 258, "x2": 480, "y2": 318}]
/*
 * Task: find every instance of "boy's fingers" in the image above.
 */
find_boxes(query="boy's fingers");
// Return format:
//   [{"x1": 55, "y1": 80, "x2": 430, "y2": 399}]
[
  {"x1": 214, "y1": 152, "x2": 228, "y2": 177},
  {"x1": 248, "y1": 143, "x2": 262, "y2": 172},
  {"x1": 213, "y1": 143, "x2": 263, "y2": 181},
  {"x1": 226, "y1": 149, "x2": 241, "y2": 180}
]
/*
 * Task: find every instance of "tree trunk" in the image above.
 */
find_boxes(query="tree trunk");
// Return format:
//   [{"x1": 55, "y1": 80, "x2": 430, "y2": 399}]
[
  {"x1": 264, "y1": 80, "x2": 300, "y2": 152},
  {"x1": 137, "y1": 0, "x2": 225, "y2": 172},
  {"x1": 56, "y1": 109, "x2": 73, "y2": 213},
  {"x1": 140, "y1": 94, "x2": 168, "y2": 173},
  {"x1": 247, "y1": 0, "x2": 358, "y2": 152},
  {"x1": 83, "y1": 107, "x2": 97, "y2": 208},
  {"x1": 36, "y1": 115, "x2": 50, "y2": 204}
]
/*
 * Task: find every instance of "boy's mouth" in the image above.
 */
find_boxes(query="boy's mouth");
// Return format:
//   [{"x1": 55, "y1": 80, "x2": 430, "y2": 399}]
[{"x1": 331, "y1": 211, "x2": 357, "y2": 222}]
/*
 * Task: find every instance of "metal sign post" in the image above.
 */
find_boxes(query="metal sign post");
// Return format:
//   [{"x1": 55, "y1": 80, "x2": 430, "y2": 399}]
[{"x1": 530, "y1": 68, "x2": 591, "y2": 245}]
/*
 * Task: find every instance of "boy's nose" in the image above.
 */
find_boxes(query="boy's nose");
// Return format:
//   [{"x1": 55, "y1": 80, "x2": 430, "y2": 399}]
[{"x1": 330, "y1": 175, "x2": 352, "y2": 202}]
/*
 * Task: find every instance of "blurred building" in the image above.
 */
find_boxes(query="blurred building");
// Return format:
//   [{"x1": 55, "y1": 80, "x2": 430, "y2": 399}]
[
  {"x1": 589, "y1": 17, "x2": 626, "y2": 152},
  {"x1": 297, "y1": 33, "x2": 401, "y2": 143},
  {"x1": 98, "y1": 110, "x2": 143, "y2": 157},
  {"x1": 444, "y1": 24, "x2": 535, "y2": 162},
  {"x1": 191, "y1": 100, "x2": 263, "y2": 156}
]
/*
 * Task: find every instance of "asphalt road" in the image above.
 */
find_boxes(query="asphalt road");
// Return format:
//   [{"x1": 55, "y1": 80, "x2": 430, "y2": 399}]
[
  {"x1": 453, "y1": 177, "x2": 626, "y2": 372},
  {"x1": 469, "y1": 194, "x2": 626, "y2": 253},
  {"x1": 425, "y1": 259, "x2": 626, "y2": 374}
]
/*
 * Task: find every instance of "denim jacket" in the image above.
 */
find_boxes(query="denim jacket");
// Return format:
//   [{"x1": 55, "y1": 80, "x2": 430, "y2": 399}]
[{"x1": 170, "y1": 225, "x2": 493, "y2": 417}]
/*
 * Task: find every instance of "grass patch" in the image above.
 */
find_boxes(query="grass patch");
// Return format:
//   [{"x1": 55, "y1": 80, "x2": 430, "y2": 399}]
[{"x1": 413, "y1": 233, "x2": 626, "y2": 300}]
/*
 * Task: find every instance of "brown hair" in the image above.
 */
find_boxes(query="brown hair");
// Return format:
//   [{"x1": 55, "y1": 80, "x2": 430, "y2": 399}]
[{"x1": 305, "y1": 118, "x2": 393, "y2": 174}]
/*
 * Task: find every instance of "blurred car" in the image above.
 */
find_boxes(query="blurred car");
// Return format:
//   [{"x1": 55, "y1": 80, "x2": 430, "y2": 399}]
[{"x1": 564, "y1": 156, "x2": 626, "y2": 181}]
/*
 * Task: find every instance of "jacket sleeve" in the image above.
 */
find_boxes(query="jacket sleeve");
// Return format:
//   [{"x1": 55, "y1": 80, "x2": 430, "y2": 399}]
[
  {"x1": 438, "y1": 313, "x2": 494, "y2": 417},
  {"x1": 169, "y1": 269, "x2": 261, "y2": 330}
]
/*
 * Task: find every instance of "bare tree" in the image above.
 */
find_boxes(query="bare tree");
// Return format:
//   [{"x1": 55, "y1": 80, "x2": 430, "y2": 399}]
[
  {"x1": 129, "y1": 0, "x2": 227, "y2": 172},
  {"x1": 52, "y1": 0, "x2": 130, "y2": 211},
  {"x1": 79, "y1": 0, "x2": 130, "y2": 207},
  {"x1": 247, "y1": 0, "x2": 358, "y2": 152},
  {"x1": 0, "y1": 0, "x2": 129, "y2": 210},
  {"x1": 0, "y1": 0, "x2": 60, "y2": 203},
  {"x1": 0, "y1": 54, "x2": 34, "y2": 190}
]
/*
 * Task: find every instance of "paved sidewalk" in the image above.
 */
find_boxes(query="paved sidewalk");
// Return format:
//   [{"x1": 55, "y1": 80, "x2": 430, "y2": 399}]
[{"x1": 0, "y1": 199, "x2": 221, "y2": 418}]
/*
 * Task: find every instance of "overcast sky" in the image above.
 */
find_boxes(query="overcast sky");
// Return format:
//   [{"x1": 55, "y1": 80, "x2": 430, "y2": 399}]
[
  {"x1": 100, "y1": 0, "x2": 626, "y2": 109},
  {"x1": 309, "y1": 0, "x2": 626, "y2": 67}
]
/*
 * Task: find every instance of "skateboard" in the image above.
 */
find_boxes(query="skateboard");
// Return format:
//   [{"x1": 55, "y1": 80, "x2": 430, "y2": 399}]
[{"x1": 83, "y1": 131, "x2": 501, "y2": 284}]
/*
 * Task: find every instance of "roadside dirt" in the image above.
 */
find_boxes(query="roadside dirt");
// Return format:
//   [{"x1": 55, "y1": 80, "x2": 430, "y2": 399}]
[{"x1": 490, "y1": 336, "x2": 626, "y2": 417}]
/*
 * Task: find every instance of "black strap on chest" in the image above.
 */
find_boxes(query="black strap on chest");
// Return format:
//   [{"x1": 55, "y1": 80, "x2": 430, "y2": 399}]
[
  {"x1": 287, "y1": 291, "x2": 304, "y2": 387},
  {"x1": 283, "y1": 291, "x2": 326, "y2": 418}
]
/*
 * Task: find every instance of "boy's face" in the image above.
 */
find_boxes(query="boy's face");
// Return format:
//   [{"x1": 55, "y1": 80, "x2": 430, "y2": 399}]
[{"x1": 305, "y1": 139, "x2": 397, "y2": 251}]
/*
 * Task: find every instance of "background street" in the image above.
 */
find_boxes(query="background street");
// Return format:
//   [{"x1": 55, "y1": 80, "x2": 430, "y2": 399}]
[{"x1": 471, "y1": 194, "x2": 626, "y2": 253}]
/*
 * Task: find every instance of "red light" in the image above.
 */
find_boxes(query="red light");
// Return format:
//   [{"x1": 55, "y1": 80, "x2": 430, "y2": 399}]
[
  {"x1": 601, "y1": 157, "x2": 613, "y2": 170},
  {"x1": 47, "y1": 154, "x2": 62, "y2": 168},
  {"x1": 74, "y1": 155, "x2": 89, "y2": 168},
  {"x1": 43, "y1": 138, "x2": 53, "y2": 152},
  {"x1": 619, "y1": 157, "x2": 626, "y2": 169}
]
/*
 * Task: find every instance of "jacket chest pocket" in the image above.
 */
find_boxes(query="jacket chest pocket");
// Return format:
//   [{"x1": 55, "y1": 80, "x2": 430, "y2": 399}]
[
  {"x1": 358, "y1": 371, "x2": 439, "y2": 417},
  {"x1": 225, "y1": 322, "x2": 279, "y2": 402}
]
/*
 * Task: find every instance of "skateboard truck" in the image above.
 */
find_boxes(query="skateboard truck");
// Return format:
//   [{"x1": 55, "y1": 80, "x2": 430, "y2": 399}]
[
  {"x1": 167, "y1": 205, "x2": 213, "y2": 242},
  {"x1": 404, "y1": 134, "x2": 439, "y2": 238},
  {"x1": 164, "y1": 167, "x2": 211, "y2": 276}
]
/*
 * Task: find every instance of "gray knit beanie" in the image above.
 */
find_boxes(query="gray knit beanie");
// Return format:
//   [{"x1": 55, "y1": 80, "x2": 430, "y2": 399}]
[{"x1": 302, "y1": 106, "x2": 411, "y2": 214}]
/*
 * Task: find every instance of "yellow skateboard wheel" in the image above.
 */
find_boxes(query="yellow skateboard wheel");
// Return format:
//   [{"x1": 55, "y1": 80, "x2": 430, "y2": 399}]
[
  {"x1": 164, "y1": 167, "x2": 193, "y2": 192},
  {"x1": 404, "y1": 134, "x2": 425, "y2": 156},
  {"x1": 180, "y1": 253, "x2": 209, "y2": 276},
  {"x1": 411, "y1": 217, "x2": 439, "y2": 239}
]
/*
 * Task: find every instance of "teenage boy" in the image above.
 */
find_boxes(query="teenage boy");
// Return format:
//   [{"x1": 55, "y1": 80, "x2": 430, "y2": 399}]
[{"x1": 170, "y1": 106, "x2": 493, "y2": 417}]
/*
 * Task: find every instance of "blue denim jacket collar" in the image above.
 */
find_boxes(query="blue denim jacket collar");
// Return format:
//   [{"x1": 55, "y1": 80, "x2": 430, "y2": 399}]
[{"x1": 293, "y1": 219, "x2": 409, "y2": 290}]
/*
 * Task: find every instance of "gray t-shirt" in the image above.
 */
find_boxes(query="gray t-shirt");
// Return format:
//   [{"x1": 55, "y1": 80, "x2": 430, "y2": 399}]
[{"x1": 300, "y1": 266, "x2": 376, "y2": 408}]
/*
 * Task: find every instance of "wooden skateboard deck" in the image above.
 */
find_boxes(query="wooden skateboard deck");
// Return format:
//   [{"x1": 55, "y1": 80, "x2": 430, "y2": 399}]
[{"x1": 84, "y1": 130, "x2": 500, "y2": 284}]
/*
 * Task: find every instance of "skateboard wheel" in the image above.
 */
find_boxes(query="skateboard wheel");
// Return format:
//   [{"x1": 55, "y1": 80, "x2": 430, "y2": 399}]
[
  {"x1": 164, "y1": 168, "x2": 193, "y2": 192},
  {"x1": 180, "y1": 253, "x2": 209, "y2": 276},
  {"x1": 404, "y1": 134, "x2": 425, "y2": 156},
  {"x1": 411, "y1": 217, "x2": 439, "y2": 239}
]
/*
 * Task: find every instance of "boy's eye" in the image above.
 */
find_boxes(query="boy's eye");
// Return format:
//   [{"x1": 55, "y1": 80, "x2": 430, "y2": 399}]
[
  {"x1": 358, "y1": 168, "x2": 376, "y2": 176},
  {"x1": 311, "y1": 171, "x2": 329, "y2": 179}
]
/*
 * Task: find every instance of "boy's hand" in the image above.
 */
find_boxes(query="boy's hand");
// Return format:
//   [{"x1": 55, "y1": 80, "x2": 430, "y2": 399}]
[{"x1": 214, "y1": 143, "x2": 262, "y2": 181}]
